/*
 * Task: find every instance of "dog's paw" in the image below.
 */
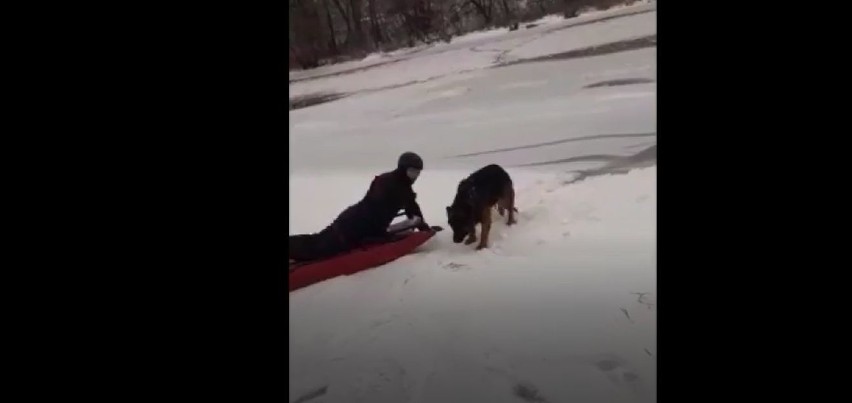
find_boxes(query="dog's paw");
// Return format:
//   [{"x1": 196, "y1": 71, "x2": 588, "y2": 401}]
[{"x1": 476, "y1": 243, "x2": 488, "y2": 250}]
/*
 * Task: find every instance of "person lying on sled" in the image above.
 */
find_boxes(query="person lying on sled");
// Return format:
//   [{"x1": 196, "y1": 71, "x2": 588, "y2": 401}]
[{"x1": 289, "y1": 152, "x2": 442, "y2": 263}]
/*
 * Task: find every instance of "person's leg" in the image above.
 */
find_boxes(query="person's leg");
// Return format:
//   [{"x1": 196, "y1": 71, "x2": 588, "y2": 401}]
[
  {"x1": 311, "y1": 225, "x2": 353, "y2": 259},
  {"x1": 289, "y1": 234, "x2": 320, "y2": 262},
  {"x1": 386, "y1": 216, "x2": 422, "y2": 234}
]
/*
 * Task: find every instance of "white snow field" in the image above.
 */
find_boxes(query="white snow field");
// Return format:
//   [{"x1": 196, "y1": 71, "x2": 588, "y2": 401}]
[
  {"x1": 289, "y1": 3, "x2": 656, "y2": 403},
  {"x1": 289, "y1": 0, "x2": 656, "y2": 97}
]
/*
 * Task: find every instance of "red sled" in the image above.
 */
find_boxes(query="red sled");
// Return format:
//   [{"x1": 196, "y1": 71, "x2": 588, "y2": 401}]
[{"x1": 288, "y1": 230, "x2": 436, "y2": 292}]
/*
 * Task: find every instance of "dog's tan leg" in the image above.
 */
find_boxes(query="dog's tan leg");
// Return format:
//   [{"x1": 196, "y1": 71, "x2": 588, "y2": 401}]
[
  {"x1": 464, "y1": 230, "x2": 477, "y2": 245},
  {"x1": 477, "y1": 208, "x2": 492, "y2": 250},
  {"x1": 506, "y1": 185, "x2": 517, "y2": 226},
  {"x1": 464, "y1": 224, "x2": 477, "y2": 245},
  {"x1": 497, "y1": 197, "x2": 507, "y2": 217}
]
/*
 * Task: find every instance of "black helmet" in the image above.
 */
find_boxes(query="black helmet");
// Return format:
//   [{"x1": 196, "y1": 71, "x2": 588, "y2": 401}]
[{"x1": 397, "y1": 152, "x2": 423, "y2": 170}]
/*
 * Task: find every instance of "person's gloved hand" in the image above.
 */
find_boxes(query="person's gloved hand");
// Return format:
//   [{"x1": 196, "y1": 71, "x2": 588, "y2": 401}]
[{"x1": 418, "y1": 223, "x2": 443, "y2": 232}]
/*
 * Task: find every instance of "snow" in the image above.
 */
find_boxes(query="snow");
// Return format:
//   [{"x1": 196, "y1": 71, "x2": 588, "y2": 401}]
[
  {"x1": 503, "y1": 12, "x2": 657, "y2": 62},
  {"x1": 289, "y1": 45, "x2": 433, "y2": 83},
  {"x1": 289, "y1": 47, "x2": 655, "y2": 173},
  {"x1": 290, "y1": 168, "x2": 655, "y2": 403},
  {"x1": 289, "y1": 1, "x2": 656, "y2": 96},
  {"x1": 444, "y1": 10, "x2": 579, "y2": 47},
  {"x1": 578, "y1": 0, "x2": 656, "y2": 17},
  {"x1": 449, "y1": 27, "x2": 512, "y2": 46},
  {"x1": 290, "y1": 4, "x2": 655, "y2": 403}
]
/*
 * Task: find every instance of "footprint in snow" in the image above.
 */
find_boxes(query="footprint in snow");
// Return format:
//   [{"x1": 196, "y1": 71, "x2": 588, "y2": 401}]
[
  {"x1": 443, "y1": 262, "x2": 470, "y2": 271},
  {"x1": 594, "y1": 356, "x2": 643, "y2": 387},
  {"x1": 513, "y1": 382, "x2": 548, "y2": 403},
  {"x1": 291, "y1": 386, "x2": 328, "y2": 403}
]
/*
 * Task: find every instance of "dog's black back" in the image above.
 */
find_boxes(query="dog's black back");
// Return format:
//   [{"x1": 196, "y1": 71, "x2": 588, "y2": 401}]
[
  {"x1": 447, "y1": 164, "x2": 513, "y2": 242},
  {"x1": 455, "y1": 164, "x2": 511, "y2": 208}
]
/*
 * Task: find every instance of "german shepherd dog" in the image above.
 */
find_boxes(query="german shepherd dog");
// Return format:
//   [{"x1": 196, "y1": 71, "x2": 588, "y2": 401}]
[{"x1": 446, "y1": 164, "x2": 517, "y2": 250}]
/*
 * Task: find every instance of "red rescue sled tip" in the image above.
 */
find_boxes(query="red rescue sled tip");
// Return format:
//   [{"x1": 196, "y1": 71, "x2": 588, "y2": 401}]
[{"x1": 288, "y1": 230, "x2": 436, "y2": 292}]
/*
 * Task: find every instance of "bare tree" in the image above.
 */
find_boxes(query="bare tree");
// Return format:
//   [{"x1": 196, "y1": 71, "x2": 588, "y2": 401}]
[
  {"x1": 290, "y1": 0, "x2": 327, "y2": 68},
  {"x1": 468, "y1": 0, "x2": 494, "y2": 26},
  {"x1": 368, "y1": 0, "x2": 385, "y2": 45},
  {"x1": 349, "y1": 0, "x2": 367, "y2": 49},
  {"x1": 331, "y1": 0, "x2": 352, "y2": 37},
  {"x1": 323, "y1": 0, "x2": 339, "y2": 54},
  {"x1": 500, "y1": 0, "x2": 513, "y2": 24}
]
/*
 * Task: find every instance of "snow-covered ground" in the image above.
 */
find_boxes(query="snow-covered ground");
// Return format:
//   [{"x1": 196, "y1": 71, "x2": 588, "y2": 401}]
[
  {"x1": 503, "y1": 12, "x2": 656, "y2": 62},
  {"x1": 289, "y1": 0, "x2": 656, "y2": 95},
  {"x1": 290, "y1": 5, "x2": 656, "y2": 403},
  {"x1": 289, "y1": 46, "x2": 655, "y2": 173}
]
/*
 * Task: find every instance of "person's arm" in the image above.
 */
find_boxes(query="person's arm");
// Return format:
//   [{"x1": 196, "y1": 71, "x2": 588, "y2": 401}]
[
  {"x1": 404, "y1": 190, "x2": 436, "y2": 231},
  {"x1": 404, "y1": 191, "x2": 424, "y2": 220}
]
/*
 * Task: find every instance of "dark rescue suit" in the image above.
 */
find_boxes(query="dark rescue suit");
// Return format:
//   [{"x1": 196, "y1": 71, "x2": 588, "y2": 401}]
[{"x1": 289, "y1": 153, "x2": 430, "y2": 262}]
